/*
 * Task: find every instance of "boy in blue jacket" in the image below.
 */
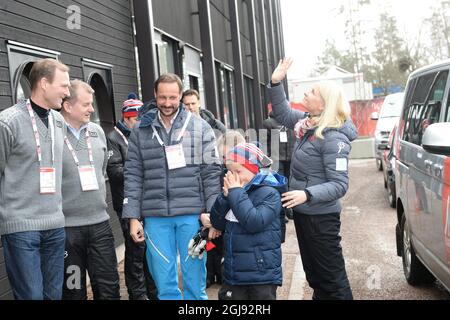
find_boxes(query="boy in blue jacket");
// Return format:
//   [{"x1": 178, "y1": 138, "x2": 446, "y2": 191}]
[{"x1": 210, "y1": 143, "x2": 287, "y2": 300}]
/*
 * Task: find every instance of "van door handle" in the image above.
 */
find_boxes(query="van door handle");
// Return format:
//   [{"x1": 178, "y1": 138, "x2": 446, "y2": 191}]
[
  {"x1": 424, "y1": 160, "x2": 433, "y2": 171},
  {"x1": 433, "y1": 164, "x2": 443, "y2": 177}
]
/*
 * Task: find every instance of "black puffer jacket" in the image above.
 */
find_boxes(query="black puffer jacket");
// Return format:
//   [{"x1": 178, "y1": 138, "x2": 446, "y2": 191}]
[
  {"x1": 263, "y1": 113, "x2": 296, "y2": 162},
  {"x1": 200, "y1": 109, "x2": 226, "y2": 134},
  {"x1": 106, "y1": 121, "x2": 130, "y2": 214}
]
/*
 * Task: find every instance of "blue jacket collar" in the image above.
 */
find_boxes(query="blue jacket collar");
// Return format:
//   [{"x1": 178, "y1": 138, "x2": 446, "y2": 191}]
[{"x1": 244, "y1": 169, "x2": 288, "y2": 193}]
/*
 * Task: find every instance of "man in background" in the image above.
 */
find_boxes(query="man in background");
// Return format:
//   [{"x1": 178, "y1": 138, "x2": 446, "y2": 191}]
[
  {"x1": 107, "y1": 93, "x2": 157, "y2": 300},
  {"x1": 182, "y1": 89, "x2": 226, "y2": 136}
]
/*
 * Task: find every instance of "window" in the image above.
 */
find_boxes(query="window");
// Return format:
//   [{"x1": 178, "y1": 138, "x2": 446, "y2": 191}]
[
  {"x1": 244, "y1": 76, "x2": 255, "y2": 129},
  {"x1": 157, "y1": 40, "x2": 175, "y2": 75},
  {"x1": 188, "y1": 75, "x2": 199, "y2": 92},
  {"x1": 403, "y1": 71, "x2": 448, "y2": 145},
  {"x1": 155, "y1": 34, "x2": 182, "y2": 77},
  {"x1": 216, "y1": 63, "x2": 237, "y2": 129},
  {"x1": 411, "y1": 72, "x2": 436, "y2": 105},
  {"x1": 82, "y1": 59, "x2": 115, "y2": 133},
  {"x1": 182, "y1": 46, "x2": 206, "y2": 106},
  {"x1": 6, "y1": 41, "x2": 60, "y2": 104},
  {"x1": 15, "y1": 62, "x2": 33, "y2": 103}
]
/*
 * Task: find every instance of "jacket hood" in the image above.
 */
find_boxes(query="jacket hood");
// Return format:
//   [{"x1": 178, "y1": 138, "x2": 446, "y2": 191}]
[
  {"x1": 245, "y1": 169, "x2": 288, "y2": 194},
  {"x1": 137, "y1": 99, "x2": 158, "y2": 120},
  {"x1": 323, "y1": 118, "x2": 358, "y2": 142},
  {"x1": 138, "y1": 107, "x2": 158, "y2": 128},
  {"x1": 116, "y1": 120, "x2": 131, "y2": 137}
]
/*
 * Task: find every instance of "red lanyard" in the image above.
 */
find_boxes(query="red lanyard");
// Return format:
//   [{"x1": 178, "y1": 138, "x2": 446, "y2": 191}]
[{"x1": 64, "y1": 127, "x2": 94, "y2": 166}]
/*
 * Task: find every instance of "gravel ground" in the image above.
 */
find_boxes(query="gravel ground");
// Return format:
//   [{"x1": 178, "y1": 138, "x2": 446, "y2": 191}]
[{"x1": 90, "y1": 159, "x2": 450, "y2": 300}]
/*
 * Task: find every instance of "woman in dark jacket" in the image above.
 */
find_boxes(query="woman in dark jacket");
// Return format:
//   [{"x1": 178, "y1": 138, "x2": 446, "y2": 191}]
[{"x1": 268, "y1": 58, "x2": 357, "y2": 300}]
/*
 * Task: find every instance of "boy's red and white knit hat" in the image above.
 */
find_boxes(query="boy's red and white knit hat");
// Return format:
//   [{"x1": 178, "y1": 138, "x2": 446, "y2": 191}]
[
  {"x1": 122, "y1": 92, "x2": 143, "y2": 118},
  {"x1": 226, "y1": 143, "x2": 273, "y2": 174}
]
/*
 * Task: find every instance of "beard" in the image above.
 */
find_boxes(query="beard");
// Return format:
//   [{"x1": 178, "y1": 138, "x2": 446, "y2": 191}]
[{"x1": 158, "y1": 105, "x2": 178, "y2": 118}]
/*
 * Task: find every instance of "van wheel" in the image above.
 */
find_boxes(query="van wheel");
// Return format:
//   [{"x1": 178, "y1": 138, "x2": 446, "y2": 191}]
[
  {"x1": 400, "y1": 214, "x2": 435, "y2": 286},
  {"x1": 388, "y1": 182, "x2": 396, "y2": 208},
  {"x1": 376, "y1": 159, "x2": 382, "y2": 171}
]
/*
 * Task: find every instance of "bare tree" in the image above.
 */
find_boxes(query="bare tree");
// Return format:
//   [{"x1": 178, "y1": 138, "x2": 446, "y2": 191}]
[
  {"x1": 339, "y1": 0, "x2": 372, "y2": 74},
  {"x1": 427, "y1": 0, "x2": 450, "y2": 60}
]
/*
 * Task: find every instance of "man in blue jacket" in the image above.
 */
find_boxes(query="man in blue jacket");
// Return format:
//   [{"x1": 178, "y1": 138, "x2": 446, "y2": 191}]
[
  {"x1": 123, "y1": 73, "x2": 222, "y2": 300},
  {"x1": 210, "y1": 143, "x2": 287, "y2": 300}
]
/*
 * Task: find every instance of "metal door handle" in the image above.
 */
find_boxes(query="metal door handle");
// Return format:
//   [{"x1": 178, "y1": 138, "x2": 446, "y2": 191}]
[
  {"x1": 433, "y1": 164, "x2": 443, "y2": 177},
  {"x1": 424, "y1": 160, "x2": 433, "y2": 171}
]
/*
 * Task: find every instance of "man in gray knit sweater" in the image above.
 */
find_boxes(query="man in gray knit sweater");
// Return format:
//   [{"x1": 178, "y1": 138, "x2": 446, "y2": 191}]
[
  {"x1": 60, "y1": 80, "x2": 120, "y2": 300},
  {"x1": 0, "y1": 58, "x2": 70, "y2": 300}
]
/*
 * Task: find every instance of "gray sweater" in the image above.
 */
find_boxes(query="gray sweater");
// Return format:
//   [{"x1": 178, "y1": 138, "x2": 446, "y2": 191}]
[
  {"x1": 0, "y1": 101, "x2": 66, "y2": 235},
  {"x1": 62, "y1": 122, "x2": 109, "y2": 227}
]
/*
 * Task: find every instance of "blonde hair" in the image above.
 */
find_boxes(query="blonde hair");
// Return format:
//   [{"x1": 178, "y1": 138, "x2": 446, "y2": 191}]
[
  {"x1": 314, "y1": 81, "x2": 351, "y2": 139},
  {"x1": 216, "y1": 130, "x2": 245, "y2": 159},
  {"x1": 63, "y1": 79, "x2": 94, "y2": 105}
]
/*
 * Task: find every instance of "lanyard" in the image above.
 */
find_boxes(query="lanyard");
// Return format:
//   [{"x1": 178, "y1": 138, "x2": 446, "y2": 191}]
[
  {"x1": 114, "y1": 126, "x2": 128, "y2": 146},
  {"x1": 151, "y1": 112, "x2": 192, "y2": 147},
  {"x1": 26, "y1": 99, "x2": 55, "y2": 164},
  {"x1": 64, "y1": 126, "x2": 94, "y2": 166}
]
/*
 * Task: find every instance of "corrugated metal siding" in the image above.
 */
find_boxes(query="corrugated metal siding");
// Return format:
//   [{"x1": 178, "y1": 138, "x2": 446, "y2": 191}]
[
  {"x1": 210, "y1": 1, "x2": 232, "y2": 66},
  {"x1": 0, "y1": 0, "x2": 138, "y2": 113},
  {"x1": 153, "y1": 0, "x2": 200, "y2": 48}
]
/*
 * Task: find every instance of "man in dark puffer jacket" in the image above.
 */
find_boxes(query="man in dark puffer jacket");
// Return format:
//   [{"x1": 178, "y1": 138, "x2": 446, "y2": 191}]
[{"x1": 124, "y1": 74, "x2": 222, "y2": 300}]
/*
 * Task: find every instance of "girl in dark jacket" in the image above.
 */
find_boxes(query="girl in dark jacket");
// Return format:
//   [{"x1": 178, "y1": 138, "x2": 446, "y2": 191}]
[{"x1": 210, "y1": 143, "x2": 287, "y2": 300}]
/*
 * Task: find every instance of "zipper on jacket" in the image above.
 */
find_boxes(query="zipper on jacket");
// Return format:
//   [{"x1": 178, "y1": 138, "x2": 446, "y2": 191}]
[
  {"x1": 155, "y1": 123, "x2": 172, "y2": 216},
  {"x1": 160, "y1": 111, "x2": 185, "y2": 216},
  {"x1": 164, "y1": 130, "x2": 171, "y2": 216},
  {"x1": 164, "y1": 150, "x2": 170, "y2": 216}
]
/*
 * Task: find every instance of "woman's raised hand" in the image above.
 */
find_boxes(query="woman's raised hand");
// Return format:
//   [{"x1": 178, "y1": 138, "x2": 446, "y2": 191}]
[{"x1": 271, "y1": 57, "x2": 293, "y2": 84}]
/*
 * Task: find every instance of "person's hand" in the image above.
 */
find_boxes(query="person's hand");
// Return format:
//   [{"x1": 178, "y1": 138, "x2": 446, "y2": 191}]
[
  {"x1": 208, "y1": 227, "x2": 222, "y2": 240},
  {"x1": 281, "y1": 190, "x2": 307, "y2": 209},
  {"x1": 129, "y1": 218, "x2": 145, "y2": 243},
  {"x1": 223, "y1": 178, "x2": 229, "y2": 197},
  {"x1": 224, "y1": 171, "x2": 244, "y2": 190},
  {"x1": 271, "y1": 57, "x2": 293, "y2": 84},
  {"x1": 200, "y1": 213, "x2": 212, "y2": 228}
]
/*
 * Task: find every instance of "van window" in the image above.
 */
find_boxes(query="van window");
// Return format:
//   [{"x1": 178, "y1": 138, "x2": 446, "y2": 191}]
[
  {"x1": 403, "y1": 71, "x2": 448, "y2": 145},
  {"x1": 403, "y1": 78, "x2": 417, "y2": 111},
  {"x1": 411, "y1": 72, "x2": 436, "y2": 105}
]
